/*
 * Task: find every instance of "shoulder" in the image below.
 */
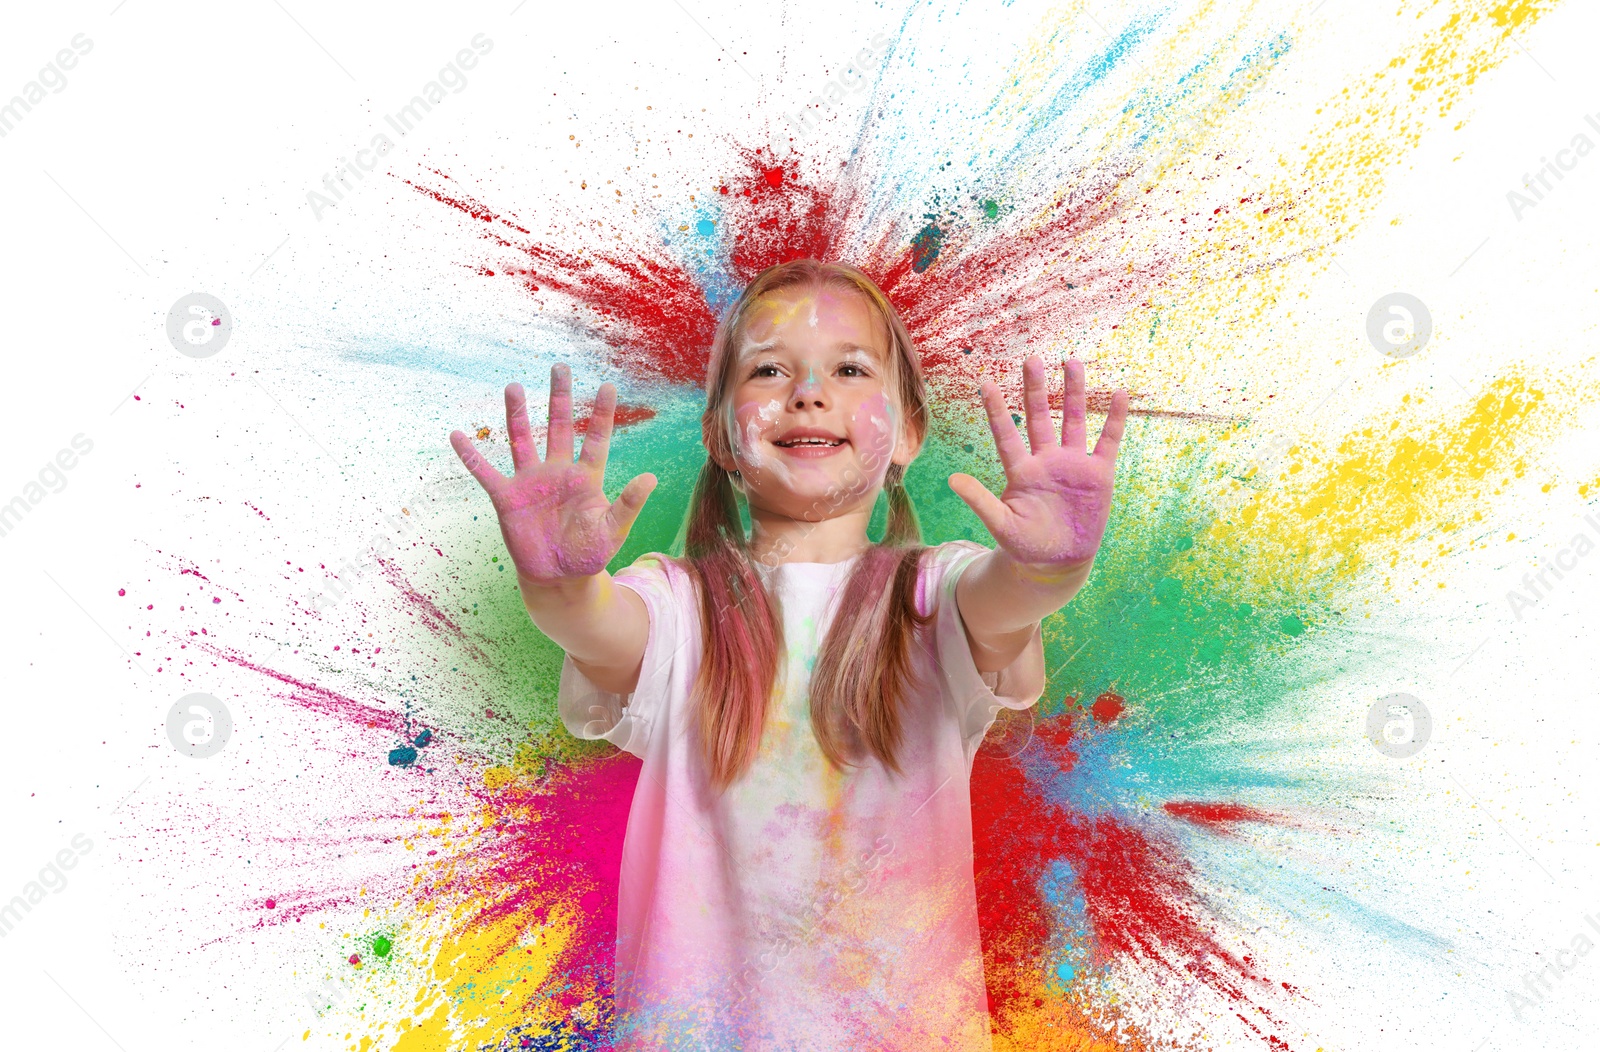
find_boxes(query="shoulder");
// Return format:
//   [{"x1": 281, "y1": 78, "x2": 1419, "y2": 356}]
[
  {"x1": 915, "y1": 540, "x2": 992, "y2": 616},
  {"x1": 611, "y1": 552, "x2": 699, "y2": 625},
  {"x1": 613, "y1": 551, "x2": 690, "y2": 590},
  {"x1": 921, "y1": 539, "x2": 990, "y2": 569}
]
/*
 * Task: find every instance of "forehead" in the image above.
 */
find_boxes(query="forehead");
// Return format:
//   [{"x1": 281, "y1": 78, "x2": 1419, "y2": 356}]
[{"x1": 740, "y1": 286, "x2": 888, "y2": 352}]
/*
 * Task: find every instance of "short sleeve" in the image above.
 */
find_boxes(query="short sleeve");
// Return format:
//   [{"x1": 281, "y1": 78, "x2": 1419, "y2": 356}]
[
  {"x1": 921, "y1": 540, "x2": 1047, "y2": 763},
  {"x1": 556, "y1": 552, "x2": 683, "y2": 759}
]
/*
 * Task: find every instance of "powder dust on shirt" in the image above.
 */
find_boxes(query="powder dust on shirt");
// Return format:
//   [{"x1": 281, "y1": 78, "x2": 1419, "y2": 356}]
[{"x1": 557, "y1": 539, "x2": 1045, "y2": 1051}]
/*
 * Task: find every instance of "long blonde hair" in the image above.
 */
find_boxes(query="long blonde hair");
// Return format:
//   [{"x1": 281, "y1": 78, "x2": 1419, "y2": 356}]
[{"x1": 678, "y1": 259, "x2": 936, "y2": 791}]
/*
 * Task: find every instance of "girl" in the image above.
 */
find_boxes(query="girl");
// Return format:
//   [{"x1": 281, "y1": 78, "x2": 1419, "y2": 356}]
[{"x1": 450, "y1": 259, "x2": 1128, "y2": 1051}]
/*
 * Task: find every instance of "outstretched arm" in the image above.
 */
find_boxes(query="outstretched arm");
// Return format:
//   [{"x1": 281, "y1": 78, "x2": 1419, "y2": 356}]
[
  {"x1": 451, "y1": 364, "x2": 658, "y2": 694},
  {"x1": 947, "y1": 356, "x2": 1129, "y2": 672}
]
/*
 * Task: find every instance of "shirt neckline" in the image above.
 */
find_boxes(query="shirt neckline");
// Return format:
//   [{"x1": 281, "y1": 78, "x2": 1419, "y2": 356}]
[{"x1": 755, "y1": 552, "x2": 864, "y2": 570}]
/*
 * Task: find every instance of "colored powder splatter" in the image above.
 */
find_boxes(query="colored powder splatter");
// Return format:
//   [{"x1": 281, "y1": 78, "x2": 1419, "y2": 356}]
[
  {"x1": 1162, "y1": 801, "x2": 1285, "y2": 830},
  {"x1": 117, "y1": 1, "x2": 1589, "y2": 1049}
]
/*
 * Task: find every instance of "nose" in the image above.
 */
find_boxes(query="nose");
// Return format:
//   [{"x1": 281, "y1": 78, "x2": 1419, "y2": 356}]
[{"x1": 792, "y1": 366, "x2": 825, "y2": 409}]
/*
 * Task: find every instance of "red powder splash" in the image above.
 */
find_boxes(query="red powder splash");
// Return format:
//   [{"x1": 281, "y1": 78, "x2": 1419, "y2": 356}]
[
  {"x1": 400, "y1": 146, "x2": 1219, "y2": 422},
  {"x1": 405, "y1": 172, "x2": 530, "y2": 233},
  {"x1": 972, "y1": 714, "x2": 1284, "y2": 1035},
  {"x1": 398, "y1": 170, "x2": 718, "y2": 387},
  {"x1": 601, "y1": 404, "x2": 657, "y2": 428},
  {"x1": 1089, "y1": 690, "x2": 1125, "y2": 723},
  {"x1": 1163, "y1": 801, "x2": 1287, "y2": 831},
  {"x1": 722, "y1": 147, "x2": 844, "y2": 277},
  {"x1": 524, "y1": 403, "x2": 659, "y2": 450},
  {"x1": 865, "y1": 188, "x2": 1171, "y2": 389},
  {"x1": 971, "y1": 718, "x2": 1076, "y2": 1020}
]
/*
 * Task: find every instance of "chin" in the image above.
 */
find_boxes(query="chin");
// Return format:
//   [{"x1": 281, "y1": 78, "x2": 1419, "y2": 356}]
[{"x1": 761, "y1": 465, "x2": 883, "y2": 514}]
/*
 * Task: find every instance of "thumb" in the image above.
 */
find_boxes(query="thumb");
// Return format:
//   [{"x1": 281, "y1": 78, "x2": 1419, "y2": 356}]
[
  {"x1": 947, "y1": 473, "x2": 1008, "y2": 539},
  {"x1": 605, "y1": 472, "x2": 658, "y2": 539}
]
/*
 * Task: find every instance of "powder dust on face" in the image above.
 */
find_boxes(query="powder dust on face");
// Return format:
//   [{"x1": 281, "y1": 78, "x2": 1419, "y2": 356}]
[{"x1": 722, "y1": 287, "x2": 908, "y2": 522}]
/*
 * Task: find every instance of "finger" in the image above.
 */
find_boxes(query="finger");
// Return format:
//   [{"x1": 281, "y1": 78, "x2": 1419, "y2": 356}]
[
  {"x1": 979, "y1": 378, "x2": 1029, "y2": 475},
  {"x1": 504, "y1": 383, "x2": 537, "y2": 472},
  {"x1": 1061, "y1": 358, "x2": 1087, "y2": 454},
  {"x1": 1093, "y1": 388, "x2": 1130, "y2": 461},
  {"x1": 603, "y1": 472, "x2": 658, "y2": 541},
  {"x1": 450, "y1": 430, "x2": 506, "y2": 492},
  {"x1": 1021, "y1": 356, "x2": 1055, "y2": 453},
  {"x1": 546, "y1": 362, "x2": 575, "y2": 464},
  {"x1": 947, "y1": 473, "x2": 1009, "y2": 539},
  {"x1": 578, "y1": 381, "x2": 617, "y2": 471}
]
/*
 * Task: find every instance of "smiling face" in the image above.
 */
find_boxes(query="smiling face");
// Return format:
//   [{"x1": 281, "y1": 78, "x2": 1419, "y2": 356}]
[{"x1": 715, "y1": 284, "x2": 920, "y2": 521}]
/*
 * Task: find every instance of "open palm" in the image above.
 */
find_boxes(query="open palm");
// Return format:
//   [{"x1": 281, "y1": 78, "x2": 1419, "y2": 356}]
[
  {"x1": 450, "y1": 364, "x2": 657, "y2": 583},
  {"x1": 948, "y1": 356, "x2": 1129, "y2": 572}
]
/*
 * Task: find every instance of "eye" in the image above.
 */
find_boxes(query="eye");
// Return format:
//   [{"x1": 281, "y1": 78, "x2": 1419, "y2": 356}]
[
  {"x1": 750, "y1": 363, "x2": 782, "y2": 378},
  {"x1": 838, "y1": 362, "x2": 870, "y2": 377}
]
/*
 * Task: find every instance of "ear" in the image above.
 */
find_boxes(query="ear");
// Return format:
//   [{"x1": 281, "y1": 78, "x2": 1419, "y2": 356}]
[
  {"x1": 891, "y1": 418, "x2": 925, "y2": 468},
  {"x1": 702, "y1": 418, "x2": 738, "y2": 473}
]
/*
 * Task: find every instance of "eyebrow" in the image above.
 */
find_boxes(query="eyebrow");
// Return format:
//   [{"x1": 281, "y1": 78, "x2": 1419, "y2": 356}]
[{"x1": 735, "y1": 342, "x2": 884, "y2": 363}]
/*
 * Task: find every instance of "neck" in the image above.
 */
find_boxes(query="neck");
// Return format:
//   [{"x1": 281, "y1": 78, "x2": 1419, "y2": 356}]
[{"x1": 746, "y1": 500, "x2": 875, "y2": 565}]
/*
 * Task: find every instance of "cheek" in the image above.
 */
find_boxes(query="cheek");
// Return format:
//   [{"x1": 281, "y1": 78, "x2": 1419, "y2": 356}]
[
  {"x1": 850, "y1": 394, "x2": 898, "y2": 466},
  {"x1": 731, "y1": 399, "x2": 782, "y2": 436},
  {"x1": 728, "y1": 399, "x2": 785, "y2": 466}
]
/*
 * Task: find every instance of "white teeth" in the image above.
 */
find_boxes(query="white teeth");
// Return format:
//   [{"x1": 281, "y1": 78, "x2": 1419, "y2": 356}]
[{"x1": 778, "y1": 437, "x2": 842, "y2": 446}]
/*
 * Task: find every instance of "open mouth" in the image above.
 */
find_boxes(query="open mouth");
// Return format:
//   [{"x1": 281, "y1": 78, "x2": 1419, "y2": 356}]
[
  {"x1": 772, "y1": 434, "x2": 849, "y2": 458},
  {"x1": 773, "y1": 437, "x2": 847, "y2": 448}
]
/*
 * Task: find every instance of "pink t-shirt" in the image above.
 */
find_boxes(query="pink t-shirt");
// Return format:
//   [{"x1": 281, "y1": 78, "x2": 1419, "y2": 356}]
[{"x1": 557, "y1": 539, "x2": 1046, "y2": 1051}]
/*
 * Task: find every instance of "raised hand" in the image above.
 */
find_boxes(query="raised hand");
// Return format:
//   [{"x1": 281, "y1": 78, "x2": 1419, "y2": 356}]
[
  {"x1": 450, "y1": 364, "x2": 657, "y2": 584},
  {"x1": 947, "y1": 356, "x2": 1129, "y2": 574}
]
